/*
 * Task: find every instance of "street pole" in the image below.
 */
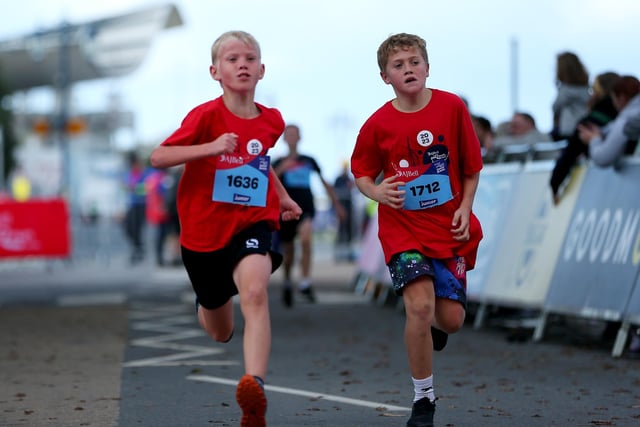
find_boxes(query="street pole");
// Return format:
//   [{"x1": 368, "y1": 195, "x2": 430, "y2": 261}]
[
  {"x1": 57, "y1": 22, "x2": 72, "y2": 206},
  {"x1": 510, "y1": 36, "x2": 519, "y2": 114}
]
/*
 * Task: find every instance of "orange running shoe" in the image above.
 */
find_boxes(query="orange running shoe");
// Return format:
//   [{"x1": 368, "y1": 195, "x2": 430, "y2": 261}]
[{"x1": 236, "y1": 374, "x2": 267, "y2": 427}]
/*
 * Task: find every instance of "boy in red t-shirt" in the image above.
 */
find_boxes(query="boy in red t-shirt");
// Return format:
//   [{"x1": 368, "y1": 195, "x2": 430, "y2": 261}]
[
  {"x1": 150, "y1": 30, "x2": 301, "y2": 427},
  {"x1": 350, "y1": 33, "x2": 483, "y2": 427}
]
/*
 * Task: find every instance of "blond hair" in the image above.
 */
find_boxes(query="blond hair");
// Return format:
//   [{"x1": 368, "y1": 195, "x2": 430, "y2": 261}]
[
  {"x1": 377, "y1": 33, "x2": 428, "y2": 72},
  {"x1": 210, "y1": 30, "x2": 261, "y2": 65}
]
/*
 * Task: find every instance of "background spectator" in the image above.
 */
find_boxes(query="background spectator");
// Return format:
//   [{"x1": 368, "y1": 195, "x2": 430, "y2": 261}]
[
  {"x1": 549, "y1": 71, "x2": 620, "y2": 204},
  {"x1": 494, "y1": 111, "x2": 551, "y2": 149},
  {"x1": 551, "y1": 52, "x2": 590, "y2": 141},
  {"x1": 123, "y1": 151, "x2": 150, "y2": 264},
  {"x1": 333, "y1": 160, "x2": 356, "y2": 262},
  {"x1": 472, "y1": 115, "x2": 497, "y2": 163},
  {"x1": 578, "y1": 75, "x2": 640, "y2": 167}
]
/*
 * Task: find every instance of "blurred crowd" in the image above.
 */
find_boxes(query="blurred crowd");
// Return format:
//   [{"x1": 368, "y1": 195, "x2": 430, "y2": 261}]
[{"x1": 471, "y1": 52, "x2": 639, "y2": 208}]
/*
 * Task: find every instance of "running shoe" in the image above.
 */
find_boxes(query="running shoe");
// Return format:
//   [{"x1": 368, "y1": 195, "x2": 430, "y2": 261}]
[
  {"x1": 406, "y1": 397, "x2": 435, "y2": 427},
  {"x1": 299, "y1": 286, "x2": 316, "y2": 303},
  {"x1": 431, "y1": 326, "x2": 448, "y2": 351},
  {"x1": 236, "y1": 374, "x2": 267, "y2": 427},
  {"x1": 282, "y1": 283, "x2": 293, "y2": 308}
]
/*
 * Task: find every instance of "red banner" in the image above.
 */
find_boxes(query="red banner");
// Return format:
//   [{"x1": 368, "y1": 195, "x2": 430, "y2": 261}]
[{"x1": 0, "y1": 198, "x2": 71, "y2": 258}]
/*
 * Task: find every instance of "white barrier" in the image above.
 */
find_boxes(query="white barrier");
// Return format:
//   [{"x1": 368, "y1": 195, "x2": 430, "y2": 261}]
[{"x1": 535, "y1": 158, "x2": 640, "y2": 356}]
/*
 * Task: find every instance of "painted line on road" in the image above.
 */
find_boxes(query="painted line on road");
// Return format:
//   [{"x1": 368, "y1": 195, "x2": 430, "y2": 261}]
[
  {"x1": 123, "y1": 303, "x2": 239, "y2": 368},
  {"x1": 186, "y1": 374, "x2": 410, "y2": 412},
  {"x1": 57, "y1": 292, "x2": 127, "y2": 306}
]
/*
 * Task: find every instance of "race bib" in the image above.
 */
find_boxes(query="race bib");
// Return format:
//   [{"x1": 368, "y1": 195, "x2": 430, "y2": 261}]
[
  {"x1": 397, "y1": 159, "x2": 453, "y2": 210},
  {"x1": 213, "y1": 155, "x2": 270, "y2": 206}
]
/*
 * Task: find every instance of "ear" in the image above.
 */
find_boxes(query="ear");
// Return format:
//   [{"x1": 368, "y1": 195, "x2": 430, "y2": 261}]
[
  {"x1": 258, "y1": 63, "x2": 265, "y2": 80},
  {"x1": 380, "y1": 71, "x2": 391, "y2": 85},
  {"x1": 425, "y1": 63, "x2": 430, "y2": 78},
  {"x1": 209, "y1": 64, "x2": 220, "y2": 82}
]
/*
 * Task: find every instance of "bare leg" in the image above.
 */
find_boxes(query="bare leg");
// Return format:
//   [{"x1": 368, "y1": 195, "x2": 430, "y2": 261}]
[
  {"x1": 234, "y1": 253, "x2": 272, "y2": 378},
  {"x1": 281, "y1": 240, "x2": 294, "y2": 283},
  {"x1": 198, "y1": 299, "x2": 234, "y2": 343},
  {"x1": 298, "y1": 218, "x2": 313, "y2": 281},
  {"x1": 433, "y1": 298, "x2": 466, "y2": 333},
  {"x1": 402, "y1": 277, "x2": 436, "y2": 378}
]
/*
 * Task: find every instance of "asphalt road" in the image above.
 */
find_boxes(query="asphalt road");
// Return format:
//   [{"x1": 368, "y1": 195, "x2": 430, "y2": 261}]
[{"x1": 1, "y1": 258, "x2": 640, "y2": 427}]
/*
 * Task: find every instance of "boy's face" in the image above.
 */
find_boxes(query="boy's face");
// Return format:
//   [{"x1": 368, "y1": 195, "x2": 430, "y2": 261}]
[
  {"x1": 380, "y1": 46, "x2": 429, "y2": 95},
  {"x1": 209, "y1": 38, "x2": 264, "y2": 92}
]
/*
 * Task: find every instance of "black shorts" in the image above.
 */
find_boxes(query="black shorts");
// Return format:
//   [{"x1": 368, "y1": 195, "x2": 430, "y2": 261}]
[
  {"x1": 181, "y1": 221, "x2": 283, "y2": 310},
  {"x1": 278, "y1": 212, "x2": 314, "y2": 242}
]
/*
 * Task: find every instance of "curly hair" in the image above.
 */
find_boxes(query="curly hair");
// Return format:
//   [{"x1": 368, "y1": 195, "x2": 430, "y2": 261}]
[{"x1": 377, "y1": 33, "x2": 428, "y2": 72}]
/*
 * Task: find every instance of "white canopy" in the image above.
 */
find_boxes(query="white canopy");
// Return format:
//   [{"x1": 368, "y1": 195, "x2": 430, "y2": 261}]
[{"x1": 0, "y1": 3, "x2": 183, "y2": 91}]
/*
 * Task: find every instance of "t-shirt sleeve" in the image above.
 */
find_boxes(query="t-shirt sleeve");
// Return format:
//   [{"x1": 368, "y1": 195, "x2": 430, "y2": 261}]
[
  {"x1": 161, "y1": 107, "x2": 206, "y2": 147},
  {"x1": 306, "y1": 156, "x2": 322, "y2": 174},
  {"x1": 351, "y1": 119, "x2": 383, "y2": 179}
]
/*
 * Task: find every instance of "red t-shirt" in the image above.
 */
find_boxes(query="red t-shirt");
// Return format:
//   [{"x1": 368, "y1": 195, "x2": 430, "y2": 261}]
[
  {"x1": 351, "y1": 89, "x2": 483, "y2": 268},
  {"x1": 160, "y1": 97, "x2": 285, "y2": 252}
]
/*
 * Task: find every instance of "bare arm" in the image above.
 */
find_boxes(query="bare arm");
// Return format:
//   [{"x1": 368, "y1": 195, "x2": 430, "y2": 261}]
[
  {"x1": 450, "y1": 171, "x2": 480, "y2": 241},
  {"x1": 150, "y1": 133, "x2": 239, "y2": 169},
  {"x1": 354, "y1": 174, "x2": 405, "y2": 210},
  {"x1": 320, "y1": 176, "x2": 346, "y2": 221},
  {"x1": 270, "y1": 166, "x2": 302, "y2": 221}
]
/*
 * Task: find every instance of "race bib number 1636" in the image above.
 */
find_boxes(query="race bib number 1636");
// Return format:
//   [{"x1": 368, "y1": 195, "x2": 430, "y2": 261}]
[{"x1": 212, "y1": 155, "x2": 270, "y2": 207}]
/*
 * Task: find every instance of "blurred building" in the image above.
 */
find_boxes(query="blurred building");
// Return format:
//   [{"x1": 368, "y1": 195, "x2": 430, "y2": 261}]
[{"x1": 0, "y1": 3, "x2": 182, "y2": 216}]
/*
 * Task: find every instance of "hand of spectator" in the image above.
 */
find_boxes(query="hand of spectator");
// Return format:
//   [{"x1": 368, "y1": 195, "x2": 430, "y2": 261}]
[{"x1": 577, "y1": 123, "x2": 600, "y2": 145}]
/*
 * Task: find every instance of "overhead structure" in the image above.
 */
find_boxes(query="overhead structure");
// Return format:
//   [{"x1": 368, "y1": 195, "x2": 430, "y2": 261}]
[{"x1": 0, "y1": 3, "x2": 183, "y2": 91}]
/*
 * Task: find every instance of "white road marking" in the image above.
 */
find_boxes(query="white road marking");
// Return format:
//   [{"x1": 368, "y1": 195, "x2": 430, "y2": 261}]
[
  {"x1": 186, "y1": 374, "x2": 411, "y2": 412},
  {"x1": 123, "y1": 303, "x2": 239, "y2": 368},
  {"x1": 57, "y1": 292, "x2": 127, "y2": 306}
]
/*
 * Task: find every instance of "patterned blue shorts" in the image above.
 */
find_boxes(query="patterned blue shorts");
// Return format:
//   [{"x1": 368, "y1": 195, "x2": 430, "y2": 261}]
[{"x1": 387, "y1": 250, "x2": 467, "y2": 308}]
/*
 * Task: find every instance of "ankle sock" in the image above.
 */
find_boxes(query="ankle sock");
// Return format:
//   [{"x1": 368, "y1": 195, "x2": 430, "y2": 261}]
[
  {"x1": 299, "y1": 278, "x2": 311, "y2": 290},
  {"x1": 412, "y1": 375, "x2": 435, "y2": 403}
]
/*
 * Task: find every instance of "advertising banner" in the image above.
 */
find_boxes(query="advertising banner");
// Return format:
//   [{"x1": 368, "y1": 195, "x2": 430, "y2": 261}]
[
  {"x1": 0, "y1": 198, "x2": 71, "y2": 258},
  {"x1": 481, "y1": 161, "x2": 584, "y2": 308},
  {"x1": 544, "y1": 159, "x2": 640, "y2": 319},
  {"x1": 467, "y1": 163, "x2": 521, "y2": 301}
]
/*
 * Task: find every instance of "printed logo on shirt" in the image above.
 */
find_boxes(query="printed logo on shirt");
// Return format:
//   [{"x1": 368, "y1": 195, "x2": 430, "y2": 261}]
[
  {"x1": 246, "y1": 238, "x2": 259, "y2": 249},
  {"x1": 455, "y1": 256, "x2": 466, "y2": 277},
  {"x1": 417, "y1": 130, "x2": 434, "y2": 147},
  {"x1": 247, "y1": 139, "x2": 263, "y2": 155}
]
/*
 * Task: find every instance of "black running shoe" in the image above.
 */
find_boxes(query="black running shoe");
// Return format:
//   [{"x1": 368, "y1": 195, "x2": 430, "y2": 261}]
[
  {"x1": 431, "y1": 327, "x2": 448, "y2": 351},
  {"x1": 300, "y1": 286, "x2": 316, "y2": 303},
  {"x1": 407, "y1": 397, "x2": 435, "y2": 427},
  {"x1": 282, "y1": 285, "x2": 293, "y2": 308}
]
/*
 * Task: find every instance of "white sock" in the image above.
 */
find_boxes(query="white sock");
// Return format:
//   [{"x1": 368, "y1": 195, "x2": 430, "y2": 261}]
[
  {"x1": 412, "y1": 376, "x2": 435, "y2": 403},
  {"x1": 299, "y1": 278, "x2": 311, "y2": 290}
]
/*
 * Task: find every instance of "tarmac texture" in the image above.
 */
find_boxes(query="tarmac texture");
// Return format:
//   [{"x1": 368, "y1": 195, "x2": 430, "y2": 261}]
[{"x1": 1, "y1": 257, "x2": 640, "y2": 427}]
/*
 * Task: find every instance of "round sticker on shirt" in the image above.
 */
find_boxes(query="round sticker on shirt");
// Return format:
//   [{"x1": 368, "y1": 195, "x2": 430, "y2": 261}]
[
  {"x1": 417, "y1": 130, "x2": 434, "y2": 147},
  {"x1": 247, "y1": 139, "x2": 263, "y2": 155}
]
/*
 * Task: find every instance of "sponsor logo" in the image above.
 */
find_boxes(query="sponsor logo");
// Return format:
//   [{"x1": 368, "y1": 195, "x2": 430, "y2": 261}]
[
  {"x1": 419, "y1": 199, "x2": 437, "y2": 209},
  {"x1": 246, "y1": 238, "x2": 259, "y2": 249},
  {"x1": 220, "y1": 154, "x2": 244, "y2": 165},
  {"x1": 396, "y1": 169, "x2": 420, "y2": 178},
  {"x1": 233, "y1": 194, "x2": 251, "y2": 203}
]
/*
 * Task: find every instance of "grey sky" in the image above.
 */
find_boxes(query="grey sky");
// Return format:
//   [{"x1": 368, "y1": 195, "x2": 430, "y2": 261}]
[{"x1": 2, "y1": 0, "x2": 639, "y2": 181}]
